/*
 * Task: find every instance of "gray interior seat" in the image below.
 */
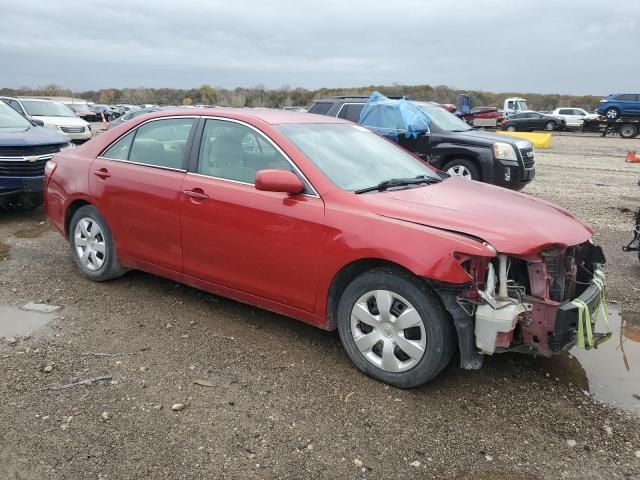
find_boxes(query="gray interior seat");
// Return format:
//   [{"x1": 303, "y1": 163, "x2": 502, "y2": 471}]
[
  {"x1": 129, "y1": 138, "x2": 167, "y2": 166},
  {"x1": 206, "y1": 135, "x2": 256, "y2": 183}
]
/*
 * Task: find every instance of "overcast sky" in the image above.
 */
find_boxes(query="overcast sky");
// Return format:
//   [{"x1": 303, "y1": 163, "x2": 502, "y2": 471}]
[{"x1": 2, "y1": 0, "x2": 639, "y2": 95}]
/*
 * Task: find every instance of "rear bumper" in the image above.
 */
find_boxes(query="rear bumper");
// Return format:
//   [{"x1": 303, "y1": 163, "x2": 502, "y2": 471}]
[{"x1": 0, "y1": 176, "x2": 44, "y2": 196}]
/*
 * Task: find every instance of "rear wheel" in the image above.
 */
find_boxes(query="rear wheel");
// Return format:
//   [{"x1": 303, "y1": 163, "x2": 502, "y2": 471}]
[
  {"x1": 69, "y1": 205, "x2": 126, "y2": 282},
  {"x1": 545, "y1": 121, "x2": 556, "y2": 131},
  {"x1": 442, "y1": 158, "x2": 480, "y2": 181},
  {"x1": 336, "y1": 268, "x2": 455, "y2": 388},
  {"x1": 604, "y1": 107, "x2": 620, "y2": 120},
  {"x1": 619, "y1": 123, "x2": 638, "y2": 139}
]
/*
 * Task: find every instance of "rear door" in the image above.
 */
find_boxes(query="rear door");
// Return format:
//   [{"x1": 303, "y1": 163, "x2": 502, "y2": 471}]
[
  {"x1": 180, "y1": 118, "x2": 325, "y2": 312},
  {"x1": 89, "y1": 117, "x2": 196, "y2": 272},
  {"x1": 615, "y1": 94, "x2": 640, "y2": 115}
]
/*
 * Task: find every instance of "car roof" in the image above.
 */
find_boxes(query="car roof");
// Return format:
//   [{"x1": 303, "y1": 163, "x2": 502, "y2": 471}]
[{"x1": 141, "y1": 108, "x2": 350, "y2": 125}]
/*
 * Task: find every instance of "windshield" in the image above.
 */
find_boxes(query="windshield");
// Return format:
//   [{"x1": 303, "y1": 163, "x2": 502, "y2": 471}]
[
  {"x1": 21, "y1": 100, "x2": 75, "y2": 117},
  {"x1": 0, "y1": 101, "x2": 32, "y2": 129},
  {"x1": 67, "y1": 103, "x2": 92, "y2": 113},
  {"x1": 515, "y1": 100, "x2": 529, "y2": 111},
  {"x1": 415, "y1": 103, "x2": 472, "y2": 132},
  {"x1": 276, "y1": 123, "x2": 440, "y2": 192}
]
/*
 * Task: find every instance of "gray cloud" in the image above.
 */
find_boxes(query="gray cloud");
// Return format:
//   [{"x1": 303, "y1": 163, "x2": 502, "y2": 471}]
[{"x1": 2, "y1": 0, "x2": 639, "y2": 95}]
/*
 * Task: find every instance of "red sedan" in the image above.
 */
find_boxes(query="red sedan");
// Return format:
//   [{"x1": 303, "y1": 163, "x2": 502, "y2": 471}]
[{"x1": 45, "y1": 109, "x2": 607, "y2": 388}]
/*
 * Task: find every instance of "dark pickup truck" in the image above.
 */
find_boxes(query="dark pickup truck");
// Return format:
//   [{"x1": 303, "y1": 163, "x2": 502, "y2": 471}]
[{"x1": 308, "y1": 96, "x2": 535, "y2": 190}]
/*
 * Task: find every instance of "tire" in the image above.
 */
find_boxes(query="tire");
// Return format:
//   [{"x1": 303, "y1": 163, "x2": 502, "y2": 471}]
[
  {"x1": 604, "y1": 107, "x2": 620, "y2": 120},
  {"x1": 545, "y1": 121, "x2": 556, "y2": 131},
  {"x1": 69, "y1": 205, "x2": 126, "y2": 282},
  {"x1": 506, "y1": 125, "x2": 516, "y2": 132},
  {"x1": 442, "y1": 158, "x2": 480, "y2": 181},
  {"x1": 619, "y1": 123, "x2": 638, "y2": 139},
  {"x1": 336, "y1": 268, "x2": 455, "y2": 388}
]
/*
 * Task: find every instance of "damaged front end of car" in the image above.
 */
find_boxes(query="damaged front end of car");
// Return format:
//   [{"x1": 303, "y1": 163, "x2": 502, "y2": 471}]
[{"x1": 434, "y1": 240, "x2": 608, "y2": 370}]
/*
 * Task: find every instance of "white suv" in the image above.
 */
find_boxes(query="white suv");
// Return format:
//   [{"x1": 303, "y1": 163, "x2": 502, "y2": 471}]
[
  {"x1": 0, "y1": 97, "x2": 92, "y2": 142},
  {"x1": 551, "y1": 108, "x2": 598, "y2": 128}
]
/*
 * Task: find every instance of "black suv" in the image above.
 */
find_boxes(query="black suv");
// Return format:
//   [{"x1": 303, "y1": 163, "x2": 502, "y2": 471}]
[{"x1": 308, "y1": 96, "x2": 535, "y2": 190}]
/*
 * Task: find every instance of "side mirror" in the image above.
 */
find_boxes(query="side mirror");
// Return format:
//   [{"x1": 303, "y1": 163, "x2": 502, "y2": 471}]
[
  {"x1": 31, "y1": 118, "x2": 45, "y2": 127},
  {"x1": 255, "y1": 169, "x2": 304, "y2": 194}
]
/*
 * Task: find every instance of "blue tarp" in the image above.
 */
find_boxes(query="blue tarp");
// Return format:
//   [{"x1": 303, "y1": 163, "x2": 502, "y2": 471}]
[{"x1": 358, "y1": 91, "x2": 431, "y2": 139}]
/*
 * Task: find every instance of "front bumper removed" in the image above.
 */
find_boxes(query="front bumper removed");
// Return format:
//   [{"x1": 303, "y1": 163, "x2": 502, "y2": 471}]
[{"x1": 552, "y1": 268, "x2": 610, "y2": 352}]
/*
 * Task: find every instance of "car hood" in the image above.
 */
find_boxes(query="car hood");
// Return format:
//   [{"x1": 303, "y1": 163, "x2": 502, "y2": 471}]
[
  {"x1": 0, "y1": 125, "x2": 69, "y2": 147},
  {"x1": 358, "y1": 177, "x2": 592, "y2": 256},
  {"x1": 32, "y1": 115, "x2": 89, "y2": 127}
]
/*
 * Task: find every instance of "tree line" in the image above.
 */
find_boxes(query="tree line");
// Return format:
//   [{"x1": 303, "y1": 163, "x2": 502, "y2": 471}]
[{"x1": 0, "y1": 83, "x2": 603, "y2": 112}]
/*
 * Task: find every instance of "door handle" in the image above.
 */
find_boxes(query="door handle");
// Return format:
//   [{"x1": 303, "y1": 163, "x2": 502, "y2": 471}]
[
  {"x1": 183, "y1": 189, "x2": 209, "y2": 200},
  {"x1": 94, "y1": 169, "x2": 111, "y2": 179}
]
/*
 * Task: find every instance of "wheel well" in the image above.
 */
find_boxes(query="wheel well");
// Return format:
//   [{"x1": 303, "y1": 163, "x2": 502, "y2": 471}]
[
  {"x1": 325, "y1": 258, "x2": 415, "y2": 330},
  {"x1": 65, "y1": 200, "x2": 91, "y2": 237}
]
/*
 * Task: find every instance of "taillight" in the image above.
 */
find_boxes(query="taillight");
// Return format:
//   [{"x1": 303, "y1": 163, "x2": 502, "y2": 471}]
[{"x1": 599, "y1": 98, "x2": 607, "y2": 103}]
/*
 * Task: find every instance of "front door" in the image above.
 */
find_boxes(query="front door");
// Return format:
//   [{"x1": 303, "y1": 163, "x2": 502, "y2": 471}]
[
  {"x1": 181, "y1": 118, "x2": 325, "y2": 312},
  {"x1": 89, "y1": 117, "x2": 195, "y2": 272}
]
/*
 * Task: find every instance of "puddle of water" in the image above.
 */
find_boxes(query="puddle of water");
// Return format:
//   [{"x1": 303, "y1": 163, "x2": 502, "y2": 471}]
[
  {"x1": 532, "y1": 306, "x2": 640, "y2": 415},
  {"x1": 0, "y1": 305, "x2": 55, "y2": 338},
  {"x1": 13, "y1": 223, "x2": 51, "y2": 239},
  {"x1": 0, "y1": 241, "x2": 9, "y2": 260}
]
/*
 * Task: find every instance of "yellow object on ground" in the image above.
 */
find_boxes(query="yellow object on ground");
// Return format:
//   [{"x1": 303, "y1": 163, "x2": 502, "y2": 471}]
[{"x1": 496, "y1": 131, "x2": 552, "y2": 149}]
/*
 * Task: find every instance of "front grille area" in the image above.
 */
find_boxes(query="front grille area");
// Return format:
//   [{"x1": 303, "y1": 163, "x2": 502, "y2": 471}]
[
  {"x1": 60, "y1": 126, "x2": 85, "y2": 133},
  {"x1": 519, "y1": 147, "x2": 535, "y2": 169},
  {"x1": 0, "y1": 157, "x2": 50, "y2": 177},
  {"x1": 0, "y1": 144, "x2": 62, "y2": 157}
]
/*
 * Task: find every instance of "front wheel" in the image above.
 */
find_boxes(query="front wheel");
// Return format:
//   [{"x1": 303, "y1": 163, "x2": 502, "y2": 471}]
[
  {"x1": 545, "y1": 121, "x2": 556, "y2": 131},
  {"x1": 442, "y1": 158, "x2": 480, "y2": 181},
  {"x1": 69, "y1": 205, "x2": 127, "y2": 282},
  {"x1": 506, "y1": 125, "x2": 516, "y2": 132},
  {"x1": 336, "y1": 268, "x2": 455, "y2": 388}
]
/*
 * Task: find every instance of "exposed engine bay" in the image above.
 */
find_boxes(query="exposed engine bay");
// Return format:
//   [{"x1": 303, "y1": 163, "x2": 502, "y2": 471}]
[{"x1": 437, "y1": 241, "x2": 607, "y2": 365}]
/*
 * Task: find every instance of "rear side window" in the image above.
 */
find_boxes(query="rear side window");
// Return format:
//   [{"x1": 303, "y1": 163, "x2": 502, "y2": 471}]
[
  {"x1": 337, "y1": 104, "x2": 365, "y2": 123},
  {"x1": 102, "y1": 118, "x2": 194, "y2": 169},
  {"x1": 558, "y1": 109, "x2": 571, "y2": 115},
  {"x1": 614, "y1": 94, "x2": 639, "y2": 101},
  {"x1": 307, "y1": 102, "x2": 333, "y2": 115}
]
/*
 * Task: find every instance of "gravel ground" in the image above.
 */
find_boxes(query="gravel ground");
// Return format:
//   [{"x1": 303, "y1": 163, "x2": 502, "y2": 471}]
[{"x1": 0, "y1": 134, "x2": 639, "y2": 480}]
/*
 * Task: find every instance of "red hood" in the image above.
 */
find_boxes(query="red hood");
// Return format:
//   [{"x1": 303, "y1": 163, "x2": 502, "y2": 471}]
[{"x1": 358, "y1": 177, "x2": 592, "y2": 256}]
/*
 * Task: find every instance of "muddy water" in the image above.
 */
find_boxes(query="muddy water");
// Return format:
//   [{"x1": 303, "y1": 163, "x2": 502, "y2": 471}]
[
  {"x1": 0, "y1": 306, "x2": 55, "y2": 338},
  {"x1": 532, "y1": 306, "x2": 640, "y2": 415},
  {"x1": 13, "y1": 223, "x2": 51, "y2": 239}
]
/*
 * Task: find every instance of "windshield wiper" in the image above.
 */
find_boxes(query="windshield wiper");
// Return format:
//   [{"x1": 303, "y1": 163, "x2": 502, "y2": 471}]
[{"x1": 354, "y1": 175, "x2": 441, "y2": 194}]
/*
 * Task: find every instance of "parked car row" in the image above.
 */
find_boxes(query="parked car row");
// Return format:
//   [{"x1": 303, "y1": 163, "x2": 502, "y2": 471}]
[{"x1": 0, "y1": 97, "x2": 92, "y2": 142}]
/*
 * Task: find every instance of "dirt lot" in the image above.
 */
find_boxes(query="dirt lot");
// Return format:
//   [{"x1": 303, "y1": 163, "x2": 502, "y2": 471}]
[{"x1": 1, "y1": 135, "x2": 639, "y2": 480}]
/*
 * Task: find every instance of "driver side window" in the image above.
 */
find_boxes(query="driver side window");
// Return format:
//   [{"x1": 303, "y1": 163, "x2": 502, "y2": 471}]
[{"x1": 197, "y1": 119, "x2": 292, "y2": 184}]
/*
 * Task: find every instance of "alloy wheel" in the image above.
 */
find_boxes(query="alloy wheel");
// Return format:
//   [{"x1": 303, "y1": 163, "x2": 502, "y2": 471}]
[
  {"x1": 446, "y1": 165, "x2": 473, "y2": 179},
  {"x1": 350, "y1": 290, "x2": 427, "y2": 373},
  {"x1": 74, "y1": 217, "x2": 106, "y2": 271}
]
